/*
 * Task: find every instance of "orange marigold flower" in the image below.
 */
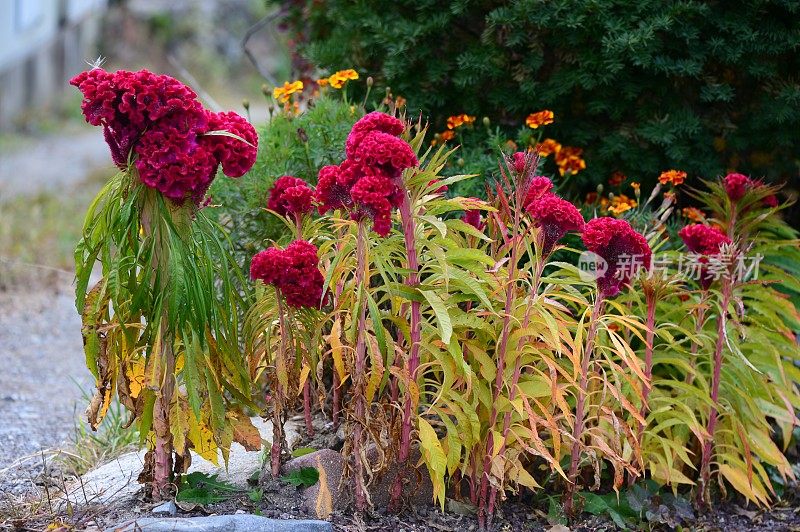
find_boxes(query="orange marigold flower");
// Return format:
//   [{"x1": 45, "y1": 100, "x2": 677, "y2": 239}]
[
  {"x1": 607, "y1": 194, "x2": 637, "y2": 216},
  {"x1": 505, "y1": 139, "x2": 518, "y2": 151},
  {"x1": 316, "y1": 77, "x2": 329, "y2": 87},
  {"x1": 535, "y1": 138, "x2": 561, "y2": 157},
  {"x1": 525, "y1": 110, "x2": 555, "y2": 129},
  {"x1": 631, "y1": 181, "x2": 640, "y2": 192},
  {"x1": 273, "y1": 80, "x2": 304, "y2": 104},
  {"x1": 682, "y1": 207, "x2": 705, "y2": 222},
  {"x1": 395, "y1": 96, "x2": 406, "y2": 108},
  {"x1": 658, "y1": 169, "x2": 687, "y2": 186},
  {"x1": 328, "y1": 69, "x2": 359, "y2": 89},
  {"x1": 555, "y1": 146, "x2": 586, "y2": 176},
  {"x1": 585, "y1": 192, "x2": 599, "y2": 204},
  {"x1": 608, "y1": 171, "x2": 627, "y2": 186},
  {"x1": 440, "y1": 130, "x2": 455, "y2": 141},
  {"x1": 447, "y1": 114, "x2": 476, "y2": 129}
]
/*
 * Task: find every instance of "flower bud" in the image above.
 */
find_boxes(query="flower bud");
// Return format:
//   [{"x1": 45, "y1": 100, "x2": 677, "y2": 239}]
[
  {"x1": 297, "y1": 127, "x2": 308, "y2": 143},
  {"x1": 596, "y1": 184, "x2": 604, "y2": 195},
  {"x1": 367, "y1": 76, "x2": 374, "y2": 87},
  {"x1": 242, "y1": 99, "x2": 250, "y2": 111},
  {"x1": 482, "y1": 116, "x2": 490, "y2": 128},
  {"x1": 261, "y1": 84, "x2": 269, "y2": 96},
  {"x1": 457, "y1": 158, "x2": 465, "y2": 167}
]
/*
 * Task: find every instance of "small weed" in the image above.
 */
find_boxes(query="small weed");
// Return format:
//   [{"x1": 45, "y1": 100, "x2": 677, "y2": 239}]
[
  {"x1": 177, "y1": 472, "x2": 239, "y2": 505},
  {"x1": 281, "y1": 467, "x2": 319, "y2": 488}
]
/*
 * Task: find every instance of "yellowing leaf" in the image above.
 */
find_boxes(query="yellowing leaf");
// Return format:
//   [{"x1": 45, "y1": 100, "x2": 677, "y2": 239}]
[
  {"x1": 229, "y1": 412, "x2": 262, "y2": 451},
  {"x1": 418, "y1": 417, "x2": 447, "y2": 509}
]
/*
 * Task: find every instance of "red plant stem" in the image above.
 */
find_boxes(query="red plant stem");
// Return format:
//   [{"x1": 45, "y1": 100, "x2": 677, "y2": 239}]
[
  {"x1": 563, "y1": 296, "x2": 605, "y2": 516},
  {"x1": 638, "y1": 292, "x2": 656, "y2": 439},
  {"x1": 390, "y1": 189, "x2": 422, "y2": 510},
  {"x1": 271, "y1": 288, "x2": 289, "y2": 478},
  {"x1": 478, "y1": 202, "x2": 524, "y2": 529},
  {"x1": 152, "y1": 320, "x2": 175, "y2": 499},
  {"x1": 352, "y1": 221, "x2": 369, "y2": 512},
  {"x1": 698, "y1": 275, "x2": 733, "y2": 504},
  {"x1": 486, "y1": 258, "x2": 546, "y2": 520}
]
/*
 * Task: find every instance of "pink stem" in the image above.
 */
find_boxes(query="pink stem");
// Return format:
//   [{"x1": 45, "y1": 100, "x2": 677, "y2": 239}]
[
  {"x1": 390, "y1": 190, "x2": 422, "y2": 510},
  {"x1": 563, "y1": 296, "x2": 605, "y2": 516},
  {"x1": 352, "y1": 221, "x2": 369, "y2": 512},
  {"x1": 698, "y1": 275, "x2": 732, "y2": 504}
]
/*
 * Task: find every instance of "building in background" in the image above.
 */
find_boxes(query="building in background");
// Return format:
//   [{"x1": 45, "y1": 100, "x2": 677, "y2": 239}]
[{"x1": 0, "y1": 0, "x2": 107, "y2": 130}]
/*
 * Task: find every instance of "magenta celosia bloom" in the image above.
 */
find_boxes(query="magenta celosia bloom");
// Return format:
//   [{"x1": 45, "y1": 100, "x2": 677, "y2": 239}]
[
  {"x1": 526, "y1": 193, "x2": 585, "y2": 253},
  {"x1": 316, "y1": 112, "x2": 417, "y2": 236},
  {"x1": 250, "y1": 240, "x2": 326, "y2": 309},
  {"x1": 678, "y1": 224, "x2": 732, "y2": 289},
  {"x1": 352, "y1": 131, "x2": 418, "y2": 181},
  {"x1": 349, "y1": 172, "x2": 403, "y2": 237},
  {"x1": 268, "y1": 176, "x2": 315, "y2": 217},
  {"x1": 524, "y1": 176, "x2": 554, "y2": 209},
  {"x1": 678, "y1": 224, "x2": 731, "y2": 255},
  {"x1": 71, "y1": 68, "x2": 258, "y2": 202},
  {"x1": 206, "y1": 111, "x2": 258, "y2": 178},
  {"x1": 134, "y1": 109, "x2": 219, "y2": 201},
  {"x1": 462, "y1": 198, "x2": 486, "y2": 231},
  {"x1": 428, "y1": 179, "x2": 448, "y2": 195},
  {"x1": 582, "y1": 217, "x2": 652, "y2": 297},
  {"x1": 345, "y1": 112, "x2": 405, "y2": 158},
  {"x1": 763, "y1": 194, "x2": 778, "y2": 208},
  {"x1": 723, "y1": 173, "x2": 752, "y2": 201},
  {"x1": 512, "y1": 152, "x2": 527, "y2": 174}
]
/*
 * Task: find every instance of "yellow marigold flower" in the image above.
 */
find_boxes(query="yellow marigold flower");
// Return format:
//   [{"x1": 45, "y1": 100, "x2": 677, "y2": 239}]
[
  {"x1": 273, "y1": 80, "x2": 304, "y2": 104},
  {"x1": 658, "y1": 169, "x2": 687, "y2": 186},
  {"x1": 525, "y1": 110, "x2": 555, "y2": 129},
  {"x1": 535, "y1": 138, "x2": 561, "y2": 157},
  {"x1": 328, "y1": 69, "x2": 359, "y2": 89},
  {"x1": 608, "y1": 171, "x2": 627, "y2": 186},
  {"x1": 682, "y1": 207, "x2": 705, "y2": 222},
  {"x1": 607, "y1": 194, "x2": 637, "y2": 216},
  {"x1": 555, "y1": 146, "x2": 586, "y2": 176},
  {"x1": 447, "y1": 114, "x2": 476, "y2": 129}
]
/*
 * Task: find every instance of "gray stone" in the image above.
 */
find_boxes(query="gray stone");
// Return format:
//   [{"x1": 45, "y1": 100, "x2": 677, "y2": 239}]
[
  {"x1": 152, "y1": 500, "x2": 177, "y2": 515},
  {"x1": 106, "y1": 515, "x2": 332, "y2": 532},
  {"x1": 282, "y1": 449, "x2": 344, "y2": 519}
]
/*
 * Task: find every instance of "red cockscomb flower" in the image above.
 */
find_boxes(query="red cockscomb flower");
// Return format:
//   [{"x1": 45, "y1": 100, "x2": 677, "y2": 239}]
[
  {"x1": 351, "y1": 131, "x2": 418, "y2": 181},
  {"x1": 512, "y1": 152, "x2": 527, "y2": 174},
  {"x1": 268, "y1": 176, "x2": 315, "y2": 217},
  {"x1": 679, "y1": 224, "x2": 732, "y2": 289},
  {"x1": 763, "y1": 194, "x2": 779, "y2": 208},
  {"x1": 723, "y1": 173, "x2": 752, "y2": 201},
  {"x1": 71, "y1": 68, "x2": 258, "y2": 202},
  {"x1": 582, "y1": 217, "x2": 651, "y2": 297},
  {"x1": 206, "y1": 111, "x2": 258, "y2": 177},
  {"x1": 679, "y1": 224, "x2": 731, "y2": 256},
  {"x1": 523, "y1": 176, "x2": 554, "y2": 209},
  {"x1": 526, "y1": 193, "x2": 585, "y2": 253},
  {"x1": 345, "y1": 111, "x2": 405, "y2": 158},
  {"x1": 250, "y1": 240, "x2": 325, "y2": 309}
]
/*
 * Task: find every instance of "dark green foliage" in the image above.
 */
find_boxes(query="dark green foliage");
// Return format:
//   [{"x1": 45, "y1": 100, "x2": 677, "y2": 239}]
[
  {"x1": 281, "y1": 466, "x2": 320, "y2": 487},
  {"x1": 177, "y1": 472, "x2": 239, "y2": 504},
  {"x1": 208, "y1": 97, "x2": 363, "y2": 267},
  {"x1": 278, "y1": 0, "x2": 800, "y2": 192}
]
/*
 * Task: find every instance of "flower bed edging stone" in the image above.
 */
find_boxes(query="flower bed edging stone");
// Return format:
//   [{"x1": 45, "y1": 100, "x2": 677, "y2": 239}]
[{"x1": 105, "y1": 515, "x2": 332, "y2": 532}]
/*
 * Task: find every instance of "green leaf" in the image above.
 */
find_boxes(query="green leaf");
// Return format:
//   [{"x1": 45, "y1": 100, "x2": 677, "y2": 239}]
[
  {"x1": 281, "y1": 467, "x2": 320, "y2": 487},
  {"x1": 291, "y1": 447, "x2": 317, "y2": 458},
  {"x1": 421, "y1": 290, "x2": 452, "y2": 344}
]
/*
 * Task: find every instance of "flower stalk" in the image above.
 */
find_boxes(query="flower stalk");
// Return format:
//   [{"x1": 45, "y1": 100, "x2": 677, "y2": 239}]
[
  {"x1": 563, "y1": 296, "x2": 605, "y2": 516},
  {"x1": 352, "y1": 221, "x2": 370, "y2": 511},
  {"x1": 271, "y1": 287, "x2": 289, "y2": 477}
]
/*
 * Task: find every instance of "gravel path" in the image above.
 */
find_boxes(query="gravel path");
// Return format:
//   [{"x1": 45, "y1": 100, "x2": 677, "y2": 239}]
[
  {"x1": 0, "y1": 280, "x2": 93, "y2": 499},
  {"x1": 0, "y1": 126, "x2": 112, "y2": 198}
]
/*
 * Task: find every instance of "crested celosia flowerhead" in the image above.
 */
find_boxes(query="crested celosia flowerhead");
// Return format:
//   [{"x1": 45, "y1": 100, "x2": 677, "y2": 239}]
[
  {"x1": 349, "y1": 172, "x2": 402, "y2": 237},
  {"x1": 351, "y1": 131, "x2": 418, "y2": 181},
  {"x1": 250, "y1": 240, "x2": 325, "y2": 309},
  {"x1": 462, "y1": 204, "x2": 485, "y2": 232},
  {"x1": 345, "y1": 112, "x2": 405, "y2": 158},
  {"x1": 678, "y1": 224, "x2": 732, "y2": 289},
  {"x1": 523, "y1": 176, "x2": 554, "y2": 208},
  {"x1": 678, "y1": 224, "x2": 731, "y2": 256},
  {"x1": 71, "y1": 68, "x2": 257, "y2": 202},
  {"x1": 134, "y1": 109, "x2": 219, "y2": 201},
  {"x1": 268, "y1": 176, "x2": 315, "y2": 217},
  {"x1": 206, "y1": 111, "x2": 258, "y2": 177},
  {"x1": 582, "y1": 217, "x2": 652, "y2": 297},
  {"x1": 763, "y1": 194, "x2": 779, "y2": 208},
  {"x1": 526, "y1": 193, "x2": 585, "y2": 253},
  {"x1": 724, "y1": 172, "x2": 752, "y2": 201}
]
